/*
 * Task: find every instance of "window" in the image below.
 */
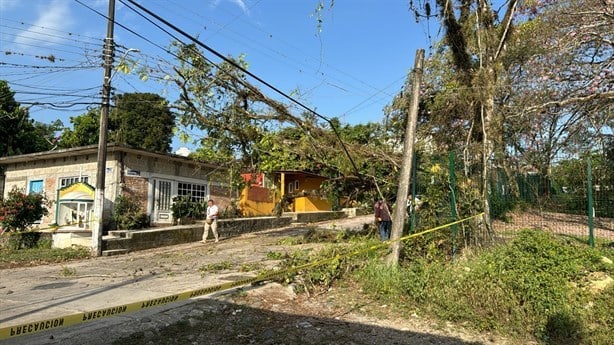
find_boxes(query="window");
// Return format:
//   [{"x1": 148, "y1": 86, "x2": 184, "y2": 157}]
[
  {"x1": 58, "y1": 201, "x2": 93, "y2": 229},
  {"x1": 60, "y1": 176, "x2": 89, "y2": 188},
  {"x1": 177, "y1": 182, "x2": 208, "y2": 202},
  {"x1": 28, "y1": 180, "x2": 44, "y2": 224},
  {"x1": 288, "y1": 180, "x2": 299, "y2": 194},
  {"x1": 29, "y1": 180, "x2": 44, "y2": 194}
]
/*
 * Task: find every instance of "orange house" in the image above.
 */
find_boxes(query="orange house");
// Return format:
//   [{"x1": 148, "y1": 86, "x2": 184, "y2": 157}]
[{"x1": 239, "y1": 170, "x2": 331, "y2": 216}]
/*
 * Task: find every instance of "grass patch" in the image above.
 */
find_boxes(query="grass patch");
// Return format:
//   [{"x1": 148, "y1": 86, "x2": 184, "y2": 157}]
[
  {"x1": 0, "y1": 246, "x2": 91, "y2": 269},
  {"x1": 59, "y1": 266, "x2": 77, "y2": 277},
  {"x1": 354, "y1": 229, "x2": 614, "y2": 344},
  {"x1": 238, "y1": 262, "x2": 264, "y2": 272},
  {"x1": 266, "y1": 251, "x2": 286, "y2": 260},
  {"x1": 198, "y1": 261, "x2": 234, "y2": 276}
]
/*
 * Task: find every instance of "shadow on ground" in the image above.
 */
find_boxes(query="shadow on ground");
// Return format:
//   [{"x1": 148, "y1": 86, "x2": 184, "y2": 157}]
[{"x1": 109, "y1": 298, "x2": 484, "y2": 345}]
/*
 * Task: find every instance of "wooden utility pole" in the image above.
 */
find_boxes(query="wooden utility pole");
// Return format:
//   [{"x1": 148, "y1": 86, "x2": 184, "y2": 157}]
[
  {"x1": 387, "y1": 49, "x2": 424, "y2": 266},
  {"x1": 92, "y1": 0, "x2": 115, "y2": 256}
]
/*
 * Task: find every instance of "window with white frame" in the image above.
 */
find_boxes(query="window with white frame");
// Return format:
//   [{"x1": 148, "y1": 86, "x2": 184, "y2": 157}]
[
  {"x1": 59, "y1": 176, "x2": 89, "y2": 188},
  {"x1": 177, "y1": 182, "x2": 208, "y2": 202}
]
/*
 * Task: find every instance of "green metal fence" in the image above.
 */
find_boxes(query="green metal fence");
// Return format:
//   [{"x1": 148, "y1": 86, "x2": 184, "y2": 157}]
[
  {"x1": 490, "y1": 153, "x2": 613, "y2": 246},
  {"x1": 406, "y1": 150, "x2": 613, "y2": 256}
]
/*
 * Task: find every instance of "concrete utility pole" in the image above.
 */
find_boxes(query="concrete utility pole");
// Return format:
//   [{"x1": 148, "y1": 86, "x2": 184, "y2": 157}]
[
  {"x1": 92, "y1": 0, "x2": 116, "y2": 256},
  {"x1": 387, "y1": 49, "x2": 425, "y2": 266}
]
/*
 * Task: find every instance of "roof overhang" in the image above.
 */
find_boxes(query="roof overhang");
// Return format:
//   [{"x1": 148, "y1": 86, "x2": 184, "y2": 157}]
[{"x1": 0, "y1": 144, "x2": 220, "y2": 170}]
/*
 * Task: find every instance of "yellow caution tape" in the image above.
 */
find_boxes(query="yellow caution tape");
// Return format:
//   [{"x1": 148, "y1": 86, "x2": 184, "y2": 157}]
[{"x1": 0, "y1": 212, "x2": 484, "y2": 339}]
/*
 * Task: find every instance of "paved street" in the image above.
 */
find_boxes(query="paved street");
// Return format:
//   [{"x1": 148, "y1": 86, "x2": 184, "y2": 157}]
[{"x1": 0, "y1": 216, "x2": 373, "y2": 344}]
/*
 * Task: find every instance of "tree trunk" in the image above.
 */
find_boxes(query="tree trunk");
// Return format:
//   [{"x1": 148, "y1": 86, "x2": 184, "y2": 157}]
[{"x1": 480, "y1": 66, "x2": 498, "y2": 242}]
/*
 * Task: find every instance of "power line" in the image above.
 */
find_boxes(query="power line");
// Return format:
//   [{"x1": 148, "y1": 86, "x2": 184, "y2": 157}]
[
  {"x1": 8, "y1": 82, "x2": 101, "y2": 93},
  {"x1": 0, "y1": 62, "x2": 98, "y2": 69},
  {"x1": 158, "y1": 0, "x2": 398, "y2": 102},
  {"x1": 0, "y1": 18, "x2": 104, "y2": 43},
  {"x1": 120, "y1": 0, "x2": 360, "y2": 176}
]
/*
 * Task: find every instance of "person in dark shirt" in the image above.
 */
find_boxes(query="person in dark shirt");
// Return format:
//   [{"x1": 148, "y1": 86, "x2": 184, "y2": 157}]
[{"x1": 374, "y1": 199, "x2": 392, "y2": 241}]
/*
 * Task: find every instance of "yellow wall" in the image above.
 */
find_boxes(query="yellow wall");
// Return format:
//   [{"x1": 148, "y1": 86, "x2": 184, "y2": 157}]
[
  {"x1": 238, "y1": 187, "x2": 276, "y2": 216},
  {"x1": 294, "y1": 196, "x2": 331, "y2": 212},
  {"x1": 283, "y1": 174, "x2": 330, "y2": 211},
  {"x1": 238, "y1": 172, "x2": 332, "y2": 216}
]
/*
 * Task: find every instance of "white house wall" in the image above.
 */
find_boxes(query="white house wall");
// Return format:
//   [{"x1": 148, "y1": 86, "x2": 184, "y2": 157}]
[{"x1": 1, "y1": 146, "x2": 230, "y2": 231}]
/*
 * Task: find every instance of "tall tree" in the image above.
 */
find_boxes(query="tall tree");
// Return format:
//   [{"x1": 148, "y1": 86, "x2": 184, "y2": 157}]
[
  {"x1": 504, "y1": 0, "x2": 613, "y2": 176},
  {"x1": 390, "y1": 0, "x2": 522, "y2": 236},
  {"x1": 58, "y1": 108, "x2": 100, "y2": 148},
  {"x1": 153, "y1": 42, "x2": 368, "y2": 179},
  {"x1": 0, "y1": 80, "x2": 61, "y2": 157},
  {"x1": 59, "y1": 93, "x2": 176, "y2": 153},
  {"x1": 110, "y1": 93, "x2": 176, "y2": 153}
]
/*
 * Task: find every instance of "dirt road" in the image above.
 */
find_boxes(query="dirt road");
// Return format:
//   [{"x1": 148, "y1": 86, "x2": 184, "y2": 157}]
[{"x1": 1, "y1": 216, "x2": 517, "y2": 345}]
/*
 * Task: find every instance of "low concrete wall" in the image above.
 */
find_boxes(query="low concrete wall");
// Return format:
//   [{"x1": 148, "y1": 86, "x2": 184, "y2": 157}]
[
  {"x1": 103, "y1": 216, "x2": 293, "y2": 252},
  {"x1": 52, "y1": 231, "x2": 91, "y2": 248},
  {"x1": 285, "y1": 211, "x2": 347, "y2": 223}
]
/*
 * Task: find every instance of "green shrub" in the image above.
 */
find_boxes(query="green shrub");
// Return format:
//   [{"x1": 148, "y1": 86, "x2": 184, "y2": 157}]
[
  {"x1": 170, "y1": 196, "x2": 205, "y2": 222},
  {"x1": 0, "y1": 187, "x2": 49, "y2": 233},
  {"x1": 113, "y1": 194, "x2": 149, "y2": 230},
  {"x1": 7, "y1": 231, "x2": 42, "y2": 249},
  {"x1": 355, "y1": 229, "x2": 613, "y2": 343}
]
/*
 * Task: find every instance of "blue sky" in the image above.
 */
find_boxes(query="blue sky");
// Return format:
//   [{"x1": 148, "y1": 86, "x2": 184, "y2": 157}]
[{"x1": 1, "y1": 0, "x2": 435, "y2": 151}]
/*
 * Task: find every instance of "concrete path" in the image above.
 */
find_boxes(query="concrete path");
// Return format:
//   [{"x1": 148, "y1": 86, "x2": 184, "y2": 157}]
[{"x1": 0, "y1": 216, "x2": 373, "y2": 344}]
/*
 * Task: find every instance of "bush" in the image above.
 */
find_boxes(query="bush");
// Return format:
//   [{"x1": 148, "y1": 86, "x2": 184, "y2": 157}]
[
  {"x1": 5, "y1": 231, "x2": 41, "y2": 249},
  {"x1": 0, "y1": 187, "x2": 49, "y2": 233},
  {"x1": 171, "y1": 196, "x2": 205, "y2": 223},
  {"x1": 113, "y1": 194, "x2": 149, "y2": 230},
  {"x1": 356, "y1": 229, "x2": 613, "y2": 343}
]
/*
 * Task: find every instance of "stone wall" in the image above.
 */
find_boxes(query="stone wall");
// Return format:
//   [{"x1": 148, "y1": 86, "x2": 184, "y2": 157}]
[
  {"x1": 286, "y1": 211, "x2": 347, "y2": 223},
  {"x1": 103, "y1": 216, "x2": 293, "y2": 252}
]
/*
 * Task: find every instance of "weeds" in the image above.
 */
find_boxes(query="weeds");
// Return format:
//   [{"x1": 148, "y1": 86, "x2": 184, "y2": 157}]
[
  {"x1": 239, "y1": 262, "x2": 264, "y2": 272},
  {"x1": 354, "y1": 229, "x2": 613, "y2": 344},
  {"x1": 266, "y1": 251, "x2": 285, "y2": 260},
  {"x1": 0, "y1": 246, "x2": 90, "y2": 269},
  {"x1": 198, "y1": 261, "x2": 234, "y2": 276},
  {"x1": 60, "y1": 266, "x2": 77, "y2": 277}
]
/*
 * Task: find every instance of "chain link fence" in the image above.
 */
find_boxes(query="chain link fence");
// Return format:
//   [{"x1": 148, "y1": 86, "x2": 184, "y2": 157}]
[
  {"x1": 405, "y1": 148, "x2": 613, "y2": 256},
  {"x1": 491, "y1": 151, "x2": 613, "y2": 244}
]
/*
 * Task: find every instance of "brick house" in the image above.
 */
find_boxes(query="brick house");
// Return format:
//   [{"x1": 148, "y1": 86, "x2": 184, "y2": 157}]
[{"x1": 0, "y1": 144, "x2": 231, "y2": 232}]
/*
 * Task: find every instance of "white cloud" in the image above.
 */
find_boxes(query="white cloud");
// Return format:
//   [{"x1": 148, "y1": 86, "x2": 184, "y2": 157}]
[
  {"x1": 230, "y1": 0, "x2": 249, "y2": 14},
  {"x1": 210, "y1": 0, "x2": 250, "y2": 15},
  {"x1": 14, "y1": 0, "x2": 74, "y2": 48}
]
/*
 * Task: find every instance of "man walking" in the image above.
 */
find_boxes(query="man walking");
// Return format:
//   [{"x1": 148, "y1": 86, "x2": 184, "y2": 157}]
[{"x1": 202, "y1": 199, "x2": 219, "y2": 243}]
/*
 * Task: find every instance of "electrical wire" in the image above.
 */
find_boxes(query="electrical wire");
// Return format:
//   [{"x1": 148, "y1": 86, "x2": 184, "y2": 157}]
[
  {"x1": 119, "y1": 0, "x2": 360, "y2": 176},
  {"x1": 153, "y1": 0, "x2": 398, "y2": 103}
]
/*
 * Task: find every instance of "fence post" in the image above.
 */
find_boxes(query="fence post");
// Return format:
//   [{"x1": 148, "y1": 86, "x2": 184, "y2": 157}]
[
  {"x1": 449, "y1": 152, "x2": 458, "y2": 259},
  {"x1": 587, "y1": 156, "x2": 595, "y2": 247}
]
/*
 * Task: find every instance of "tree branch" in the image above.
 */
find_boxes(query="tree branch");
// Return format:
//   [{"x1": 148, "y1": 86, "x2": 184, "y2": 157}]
[
  {"x1": 521, "y1": 91, "x2": 614, "y2": 114},
  {"x1": 494, "y1": 0, "x2": 519, "y2": 61}
]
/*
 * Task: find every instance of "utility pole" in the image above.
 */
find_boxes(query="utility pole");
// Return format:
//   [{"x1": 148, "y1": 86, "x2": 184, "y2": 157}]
[
  {"x1": 92, "y1": 0, "x2": 115, "y2": 256},
  {"x1": 387, "y1": 49, "x2": 424, "y2": 266}
]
